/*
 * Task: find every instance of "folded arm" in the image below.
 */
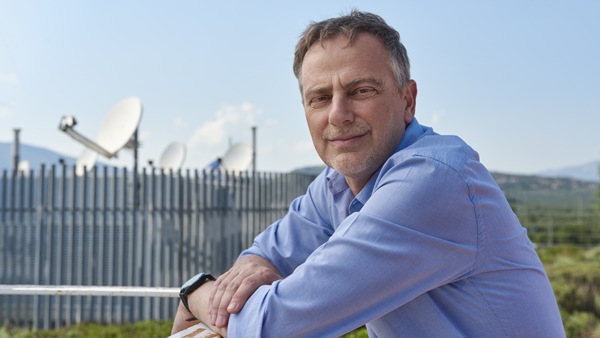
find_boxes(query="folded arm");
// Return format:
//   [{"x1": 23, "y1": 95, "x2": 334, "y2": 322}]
[{"x1": 208, "y1": 255, "x2": 282, "y2": 328}]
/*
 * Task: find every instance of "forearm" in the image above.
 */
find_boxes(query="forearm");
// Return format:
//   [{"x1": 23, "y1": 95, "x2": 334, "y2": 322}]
[{"x1": 176, "y1": 281, "x2": 227, "y2": 337}]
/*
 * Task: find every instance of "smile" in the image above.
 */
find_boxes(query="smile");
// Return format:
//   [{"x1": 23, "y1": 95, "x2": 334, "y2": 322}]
[{"x1": 329, "y1": 133, "x2": 366, "y2": 147}]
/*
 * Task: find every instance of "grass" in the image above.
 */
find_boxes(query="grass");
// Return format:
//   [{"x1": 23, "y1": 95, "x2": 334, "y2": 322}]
[
  {"x1": 540, "y1": 246, "x2": 600, "y2": 337},
  {"x1": 0, "y1": 320, "x2": 172, "y2": 338}
]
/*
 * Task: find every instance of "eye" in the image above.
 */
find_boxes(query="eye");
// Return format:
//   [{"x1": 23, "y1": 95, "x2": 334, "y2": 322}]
[
  {"x1": 352, "y1": 87, "x2": 376, "y2": 98},
  {"x1": 308, "y1": 95, "x2": 330, "y2": 109}
]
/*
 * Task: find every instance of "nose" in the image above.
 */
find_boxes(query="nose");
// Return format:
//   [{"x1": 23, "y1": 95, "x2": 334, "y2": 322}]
[{"x1": 328, "y1": 96, "x2": 354, "y2": 126}]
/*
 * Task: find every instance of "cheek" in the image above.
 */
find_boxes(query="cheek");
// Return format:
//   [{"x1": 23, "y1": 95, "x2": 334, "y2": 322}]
[
  {"x1": 306, "y1": 116, "x2": 325, "y2": 147},
  {"x1": 374, "y1": 111, "x2": 404, "y2": 145},
  {"x1": 309, "y1": 129, "x2": 326, "y2": 154},
  {"x1": 306, "y1": 112, "x2": 326, "y2": 135}
]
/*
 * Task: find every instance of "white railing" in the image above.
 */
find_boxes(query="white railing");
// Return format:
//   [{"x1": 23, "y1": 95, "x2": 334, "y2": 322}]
[
  {"x1": 0, "y1": 284, "x2": 178, "y2": 297},
  {"x1": 0, "y1": 284, "x2": 220, "y2": 337}
]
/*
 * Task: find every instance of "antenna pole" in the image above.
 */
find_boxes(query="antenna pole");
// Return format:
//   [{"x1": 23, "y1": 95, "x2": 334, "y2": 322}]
[
  {"x1": 12, "y1": 128, "x2": 20, "y2": 175},
  {"x1": 133, "y1": 129, "x2": 139, "y2": 208},
  {"x1": 133, "y1": 129, "x2": 138, "y2": 175},
  {"x1": 251, "y1": 126, "x2": 257, "y2": 173}
]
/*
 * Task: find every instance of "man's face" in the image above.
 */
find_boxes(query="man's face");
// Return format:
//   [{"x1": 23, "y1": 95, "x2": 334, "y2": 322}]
[{"x1": 300, "y1": 33, "x2": 417, "y2": 193}]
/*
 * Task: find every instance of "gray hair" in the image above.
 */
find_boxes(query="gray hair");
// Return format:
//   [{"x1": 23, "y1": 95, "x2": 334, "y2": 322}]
[{"x1": 293, "y1": 10, "x2": 411, "y2": 90}]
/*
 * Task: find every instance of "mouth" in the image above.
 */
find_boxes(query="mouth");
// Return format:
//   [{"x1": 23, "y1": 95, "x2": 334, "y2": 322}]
[{"x1": 328, "y1": 132, "x2": 367, "y2": 147}]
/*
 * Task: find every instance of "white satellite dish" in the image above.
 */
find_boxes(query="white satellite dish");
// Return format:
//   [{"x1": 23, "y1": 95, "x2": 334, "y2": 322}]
[
  {"x1": 96, "y1": 97, "x2": 143, "y2": 155},
  {"x1": 158, "y1": 141, "x2": 186, "y2": 171},
  {"x1": 75, "y1": 147, "x2": 98, "y2": 176},
  {"x1": 220, "y1": 142, "x2": 252, "y2": 172},
  {"x1": 59, "y1": 96, "x2": 143, "y2": 159},
  {"x1": 17, "y1": 160, "x2": 30, "y2": 176}
]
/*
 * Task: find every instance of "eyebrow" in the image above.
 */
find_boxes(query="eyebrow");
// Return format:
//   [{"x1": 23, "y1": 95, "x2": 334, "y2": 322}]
[
  {"x1": 344, "y1": 76, "x2": 384, "y2": 90},
  {"x1": 303, "y1": 86, "x2": 330, "y2": 99},
  {"x1": 303, "y1": 76, "x2": 384, "y2": 99}
]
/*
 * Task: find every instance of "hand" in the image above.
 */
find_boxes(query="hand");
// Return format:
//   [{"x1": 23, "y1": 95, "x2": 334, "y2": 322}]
[{"x1": 209, "y1": 255, "x2": 282, "y2": 328}]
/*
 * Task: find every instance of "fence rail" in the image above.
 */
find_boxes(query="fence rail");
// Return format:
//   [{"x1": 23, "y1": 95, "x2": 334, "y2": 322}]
[
  {"x1": 0, "y1": 285, "x2": 179, "y2": 297},
  {"x1": 0, "y1": 165, "x2": 315, "y2": 329}
]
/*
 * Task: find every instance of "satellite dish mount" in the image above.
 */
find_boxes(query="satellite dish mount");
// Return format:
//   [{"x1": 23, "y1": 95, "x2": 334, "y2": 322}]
[{"x1": 59, "y1": 97, "x2": 143, "y2": 174}]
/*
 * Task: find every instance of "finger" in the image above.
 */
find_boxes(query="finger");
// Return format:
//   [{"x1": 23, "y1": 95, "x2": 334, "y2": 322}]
[
  {"x1": 210, "y1": 256, "x2": 283, "y2": 327},
  {"x1": 209, "y1": 260, "x2": 256, "y2": 322},
  {"x1": 210, "y1": 270, "x2": 244, "y2": 326},
  {"x1": 216, "y1": 264, "x2": 282, "y2": 318},
  {"x1": 226, "y1": 276, "x2": 261, "y2": 314},
  {"x1": 227, "y1": 267, "x2": 282, "y2": 314},
  {"x1": 208, "y1": 270, "x2": 231, "y2": 317},
  {"x1": 213, "y1": 275, "x2": 244, "y2": 327}
]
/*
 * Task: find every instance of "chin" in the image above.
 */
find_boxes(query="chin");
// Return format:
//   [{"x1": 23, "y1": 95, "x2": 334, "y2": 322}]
[{"x1": 329, "y1": 156, "x2": 374, "y2": 180}]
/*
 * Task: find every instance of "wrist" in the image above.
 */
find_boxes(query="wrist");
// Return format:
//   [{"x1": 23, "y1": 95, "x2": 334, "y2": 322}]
[
  {"x1": 188, "y1": 280, "x2": 216, "y2": 323},
  {"x1": 179, "y1": 273, "x2": 215, "y2": 318}
]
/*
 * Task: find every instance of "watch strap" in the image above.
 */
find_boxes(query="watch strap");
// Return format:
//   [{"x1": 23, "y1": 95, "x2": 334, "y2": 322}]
[{"x1": 179, "y1": 273, "x2": 215, "y2": 315}]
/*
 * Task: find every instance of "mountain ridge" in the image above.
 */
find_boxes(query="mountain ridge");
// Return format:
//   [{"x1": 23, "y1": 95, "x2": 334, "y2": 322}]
[
  {"x1": 0, "y1": 141, "x2": 77, "y2": 171},
  {"x1": 2, "y1": 142, "x2": 598, "y2": 210},
  {"x1": 536, "y1": 160, "x2": 599, "y2": 182},
  {"x1": 2, "y1": 142, "x2": 599, "y2": 183}
]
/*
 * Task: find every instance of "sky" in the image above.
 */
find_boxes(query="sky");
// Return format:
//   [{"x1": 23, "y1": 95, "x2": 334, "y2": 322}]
[{"x1": 1, "y1": 1, "x2": 599, "y2": 174}]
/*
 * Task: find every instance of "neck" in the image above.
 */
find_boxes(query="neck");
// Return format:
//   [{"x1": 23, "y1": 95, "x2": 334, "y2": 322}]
[{"x1": 345, "y1": 176, "x2": 369, "y2": 196}]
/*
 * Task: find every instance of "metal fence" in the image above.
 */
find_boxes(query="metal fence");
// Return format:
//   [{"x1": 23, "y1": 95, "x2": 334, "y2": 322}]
[{"x1": 0, "y1": 165, "x2": 316, "y2": 329}]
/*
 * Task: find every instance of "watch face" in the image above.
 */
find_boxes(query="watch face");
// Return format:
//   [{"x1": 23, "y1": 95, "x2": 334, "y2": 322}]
[
  {"x1": 182, "y1": 275, "x2": 200, "y2": 289},
  {"x1": 181, "y1": 273, "x2": 214, "y2": 295}
]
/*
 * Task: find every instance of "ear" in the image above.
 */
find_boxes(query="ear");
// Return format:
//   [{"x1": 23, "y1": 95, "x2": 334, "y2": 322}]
[{"x1": 402, "y1": 80, "x2": 418, "y2": 124}]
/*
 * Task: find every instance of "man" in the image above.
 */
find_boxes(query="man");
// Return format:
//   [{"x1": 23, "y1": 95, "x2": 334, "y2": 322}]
[{"x1": 172, "y1": 10, "x2": 565, "y2": 337}]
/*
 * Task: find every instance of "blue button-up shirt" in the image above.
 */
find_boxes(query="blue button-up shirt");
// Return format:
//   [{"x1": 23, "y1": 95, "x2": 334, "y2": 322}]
[{"x1": 228, "y1": 119, "x2": 565, "y2": 337}]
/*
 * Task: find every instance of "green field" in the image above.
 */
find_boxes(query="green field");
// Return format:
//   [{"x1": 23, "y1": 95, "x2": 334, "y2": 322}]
[
  {"x1": 539, "y1": 246, "x2": 600, "y2": 337},
  {"x1": 493, "y1": 172, "x2": 600, "y2": 247}
]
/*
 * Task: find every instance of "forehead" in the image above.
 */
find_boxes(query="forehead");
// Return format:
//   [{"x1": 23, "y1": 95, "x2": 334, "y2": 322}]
[{"x1": 299, "y1": 34, "x2": 392, "y2": 91}]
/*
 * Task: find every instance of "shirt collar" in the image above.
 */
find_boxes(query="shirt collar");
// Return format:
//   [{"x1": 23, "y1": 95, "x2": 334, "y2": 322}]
[
  {"x1": 394, "y1": 117, "x2": 426, "y2": 153},
  {"x1": 325, "y1": 167, "x2": 348, "y2": 195}
]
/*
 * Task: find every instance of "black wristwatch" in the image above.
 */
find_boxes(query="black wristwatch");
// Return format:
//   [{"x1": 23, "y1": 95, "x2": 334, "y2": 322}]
[{"x1": 179, "y1": 272, "x2": 216, "y2": 315}]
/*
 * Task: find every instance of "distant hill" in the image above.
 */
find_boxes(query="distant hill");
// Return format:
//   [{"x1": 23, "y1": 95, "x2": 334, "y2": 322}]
[
  {"x1": 2, "y1": 142, "x2": 600, "y2": 209},
  {"x1": 0, "y1": 141, "x2": 77, "y2": 172},
  {"x1": 536, "y1": 160, "x2": 599, "y2": 182},
  {"x1": 0, "y1": 141, "x2": 114, "y2": 173},
  {"x1": 292, "y1": 165, "x2": 327, "y2": 176},
  {"x1": 491, "y1": 172, "x2": 597, "y2": 209},
  {"x1": 293, "y1": 161, "x2": 600, "y2": 183},
  {"x1": 293, "y1": 165, "x2": 599, "y2": 209}
]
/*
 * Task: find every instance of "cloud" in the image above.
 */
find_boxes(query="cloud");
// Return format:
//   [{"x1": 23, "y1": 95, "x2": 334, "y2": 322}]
[
  {"x1": 241, "y1": 102, "x2": 262, "y2": 125},
  {"x1": 0, "y1": 102, "x2": 14, "y2": 119},
  {"x1": 188, "y1": 119, "x2": 228, "y2": 147},
  {"x1": 431, "y1": 110, "x2": 446, "y2": 125},
  {"x1": 174, "y1": 116, "x2": 184, "y2": 128},
  {"x1": 187, "y1": 102, "x2": 261, "y2": 149},
  {"x1": 264, "y1": 118, "x2": 278, "y2": 127}
]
